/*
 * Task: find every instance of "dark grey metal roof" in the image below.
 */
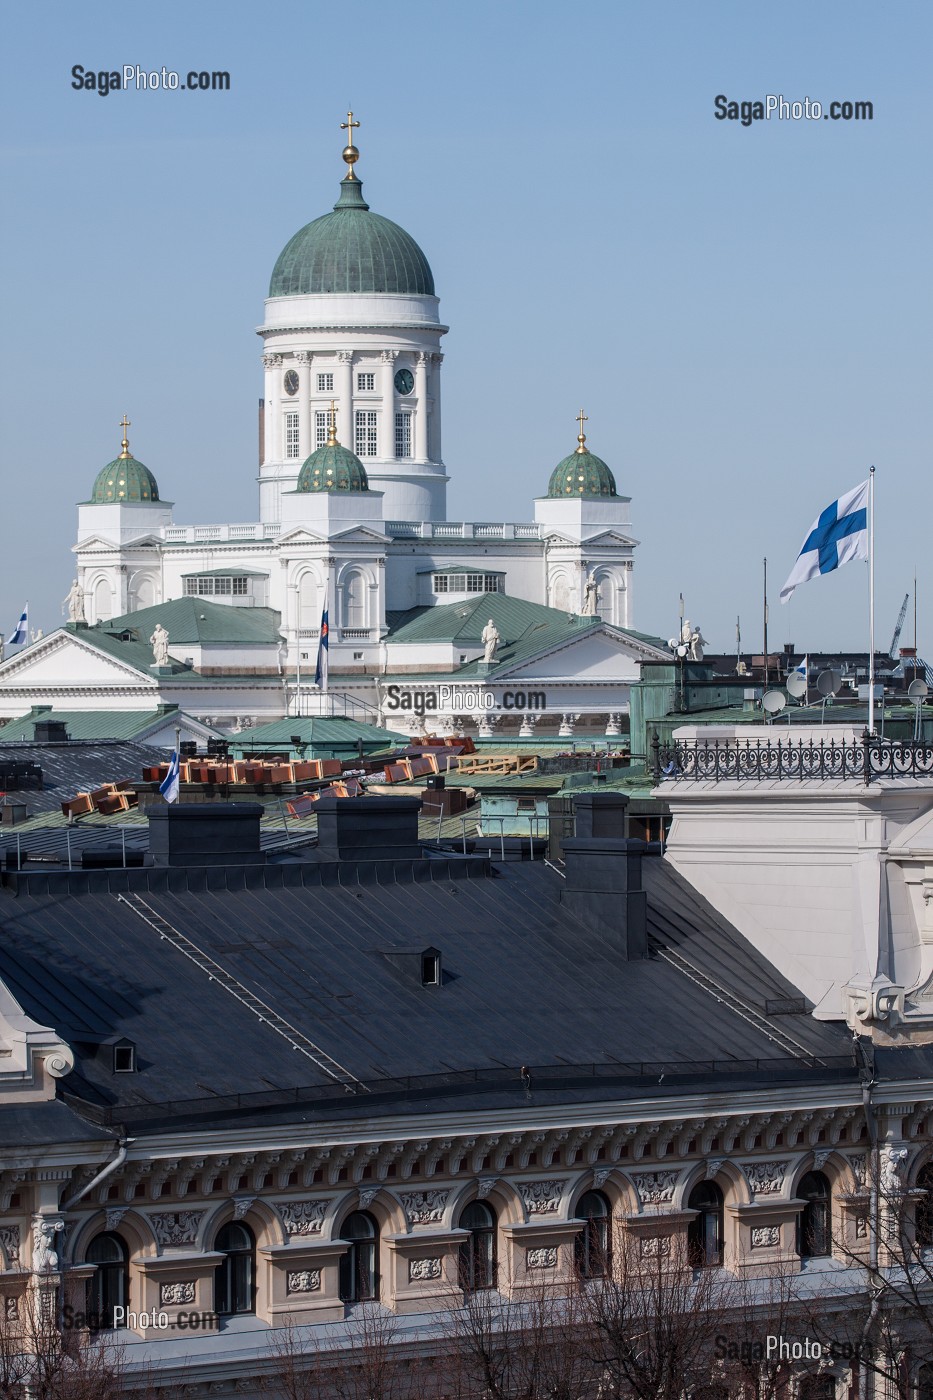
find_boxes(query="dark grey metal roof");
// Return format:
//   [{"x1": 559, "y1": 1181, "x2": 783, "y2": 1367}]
[
  {"x1": 0, "y1": 741, "x2": 166, "y2": 813},
  {"x1": 0, "y1": 1100, "x2": 116, "y2": 1147},
  {"x1": 0, "y1": 854, "x2": 863, "y2": 1133}
]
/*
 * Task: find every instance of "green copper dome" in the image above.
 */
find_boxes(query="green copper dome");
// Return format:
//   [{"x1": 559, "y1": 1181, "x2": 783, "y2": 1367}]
[
  {"x1": 269, "y1": 177, "x2": 435, "y2": 298},
  {"x1": 547, "y1": 445, "x2": 618, "y2": 499},
  {"x1": 297, "y1": 439, "x2": 370, "y2": 493},
  {"x1": 90, "y1": 451, "x2": 160, "y2": 504}
]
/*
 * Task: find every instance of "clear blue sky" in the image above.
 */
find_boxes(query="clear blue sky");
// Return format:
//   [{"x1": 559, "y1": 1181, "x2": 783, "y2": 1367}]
[{"x1": 2, "y1": 0, "x2": 930, "y2": 655}]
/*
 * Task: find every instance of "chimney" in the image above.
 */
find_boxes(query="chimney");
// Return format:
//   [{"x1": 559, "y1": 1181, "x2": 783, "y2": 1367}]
[
  {"x1": 34, "y1": 720, "x2": 69, "y2": 743},
  {"x1": 148, "y1": 802, "x2": 264, "y2": 867},
  {"x1": 315, "y1": 795, "x2": 422, "y2": 861},
  {"x1": 560, "y1": 834, "x2": 648, "y2": 960},
  {"x1": 572, "y1": 790, "x2": 630, "y2": 838}
]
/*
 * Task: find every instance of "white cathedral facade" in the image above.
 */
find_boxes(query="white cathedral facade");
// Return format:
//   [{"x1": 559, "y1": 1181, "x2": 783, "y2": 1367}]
[{"x1": 0, "y1": 121, "x2": 669, "y2": 736}]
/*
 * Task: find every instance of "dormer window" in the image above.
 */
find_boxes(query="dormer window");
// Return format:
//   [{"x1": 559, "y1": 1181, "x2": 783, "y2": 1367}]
[
  {"x1": 432, "y1": 573, "x2": 501, "y2": 595},
  {"x1": 112, "y1": 1041, "x2": 136, "y2": 1073},
  {"x1": 421, "y1": 950, "x2": 441, "y2": 986}
]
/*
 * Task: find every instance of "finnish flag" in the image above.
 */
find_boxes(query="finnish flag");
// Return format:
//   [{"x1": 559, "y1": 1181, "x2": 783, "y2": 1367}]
[
  {"x1": 780, "y1": 481, "x2": 869, "y2": 603},
  {"x1": 314, "y1": 604, "x2": 329, "y2": 691},
  {"x1": 159, "y1": 750, "x2": 180, "y2": 804},
  {"x1": 7, "y1": 605, "x2": 27, "y2": 647}
]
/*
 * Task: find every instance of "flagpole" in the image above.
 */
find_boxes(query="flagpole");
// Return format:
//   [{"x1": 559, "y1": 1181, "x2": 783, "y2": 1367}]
[
  {"x1": 868, "y1": 466, "x2": 875, "y2": 735},
  {"x1": 763, "y1": 558, "x2": 768, "y2": 686}
]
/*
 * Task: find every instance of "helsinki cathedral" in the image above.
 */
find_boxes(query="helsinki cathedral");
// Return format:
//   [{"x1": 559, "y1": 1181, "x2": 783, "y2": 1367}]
[{"x1": 4, "y1": 117, "x2": 667, "y2": 736}]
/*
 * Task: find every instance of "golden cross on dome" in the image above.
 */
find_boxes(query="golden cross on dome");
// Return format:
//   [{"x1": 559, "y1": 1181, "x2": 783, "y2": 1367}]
[
  {"x1": 119, "y1": 413, "x2": 132, "y2": 459},
  {"x1": 575, "y1": 408, "x2": 588, "y2": 454},
  {"x1": 327, "y1": 400, "x2": 338, "y2": 445},
  {"x1": 340, "y1": 109, "x2": 361, "y2": 178}
]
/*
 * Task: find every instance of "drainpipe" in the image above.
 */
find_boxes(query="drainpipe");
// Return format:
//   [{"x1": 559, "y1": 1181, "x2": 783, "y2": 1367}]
[
  {"x1": 858, "y1": 1043, "x2": 880, "y2": 1400},
  {"x1": 59, "y1": 1139, "x2": 131, "y2": 1212}
]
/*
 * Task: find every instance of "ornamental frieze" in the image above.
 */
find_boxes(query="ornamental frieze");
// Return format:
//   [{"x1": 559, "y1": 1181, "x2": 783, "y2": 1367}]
[
  {"x1": 400, "y1": 1190, "x2": 449, "y2": 1226},
  {"x1": 630, "y1": 1170, "x2": 680, "y2": 1205},
  {"x1": 743, "y1": 1162, "x2": 788, "y2": 1197},
  {"x1": 279, "y1": 1200, "x2": 332, "y2": 1238},
  {"x1": 518, "y1": 1180, "x2": 564, "y2": 1215},
  {"x1": 150, "y1": 1212, "x2": 205, "y2": 1247}
]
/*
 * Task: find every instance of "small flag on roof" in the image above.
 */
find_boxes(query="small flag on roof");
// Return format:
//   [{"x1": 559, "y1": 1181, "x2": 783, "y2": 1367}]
[
  {"x1": 159, "y1": 750, "x2": 180, "y2": 804},
  {"x1": 6, "y1": 605, "x2": 27, "y2": 647}
]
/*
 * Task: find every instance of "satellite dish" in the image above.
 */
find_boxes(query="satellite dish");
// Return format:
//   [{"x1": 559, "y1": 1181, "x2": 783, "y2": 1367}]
[
  {"x1": 786, "y1": 672, "x2": 807, "y2": 699},
  {"x1": 908, "y1": 678, "x2": 929, "y2": 700},
  {"x1": 762, "y1": 690, "x2": 787, "y2": 715},
  {"x1": 817, "y1": 669, "x2": 842, "y2": 697}
]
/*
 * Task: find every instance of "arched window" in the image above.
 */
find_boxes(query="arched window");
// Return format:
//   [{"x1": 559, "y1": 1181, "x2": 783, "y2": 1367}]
[
  {"x1": 214, "y1": 1221, "x2": 255, "y2": 1316},
  {"x1": 797, "y1": 1171, "x2": 831, "y2": 1259},
  {"x1": 342, "y1": 570, "x2": 367, "y2": 629},
  {"x1": 687, "y1": 1181, "x2": 724, "y2": 1267},
  {"x1": 575, "y1": 1190, "x2": 611, "y2": 1278},
  {"x1": 92, "y1": 578, "x2": 112, "y2": 623},
  {"x1": 86, "y1": 1232, "x2": 128, "y2": 1329},
  {"x1": 916, "y1": 1163, "x2": 933, "y2": 1247},
  {"x1": 458, "y1": 1201, "x2": 496, "y2": 1291},
  {"x1": 297, "y1": 573, "x2": 318, "y2": 630},
  {"x1": 339, "y1": 1211, "x2": 379, "y2": 1302}
]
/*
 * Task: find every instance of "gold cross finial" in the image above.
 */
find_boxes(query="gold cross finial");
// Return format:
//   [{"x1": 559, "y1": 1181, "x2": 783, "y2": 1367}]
[
  {"x1": 340, "y1": 109, "x2": 361, "y2": 179},
  {"x1": 119, "y1": 413, "x2": 132, "y2": 459},
  {"x1": 575, "y1": 408, "x2": 588, "y2": 454},
  {"x1": 327, "y1": 400, "x2": 338, "y2": 446}
]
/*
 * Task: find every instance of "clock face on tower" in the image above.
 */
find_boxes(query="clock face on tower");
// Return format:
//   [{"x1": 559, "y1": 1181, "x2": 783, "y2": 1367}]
[
  {"x1": 284, "y1": 369, "x2": 299, "y2": 396},
  {"x1": 394, "y1": 367, "x2": 414, "y2": 396}
]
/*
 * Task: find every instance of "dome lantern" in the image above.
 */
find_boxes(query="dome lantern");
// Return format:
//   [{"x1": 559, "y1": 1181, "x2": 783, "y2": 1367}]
[{"x1": 88, "y1": 416, "x2": 160, "y2": 503}]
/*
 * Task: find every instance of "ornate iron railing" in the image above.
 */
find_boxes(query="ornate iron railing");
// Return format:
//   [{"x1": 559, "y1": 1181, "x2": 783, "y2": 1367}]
[{"x1": 651, "y1": 733, "x2": 933, "y2": 785}]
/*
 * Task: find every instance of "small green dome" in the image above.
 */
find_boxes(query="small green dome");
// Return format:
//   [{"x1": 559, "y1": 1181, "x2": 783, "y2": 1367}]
[
  {"x1": 547, "y1": 447, "x2": 618, "y2": 499},
  {"x1": 297, "y1": 440, "x2": 370, "y2": 493},
  {"x1": 269, "y1": 177, "x2": 435, "y2": 298},
  {"x1": 90, "y1": 452, "x2": 160, "y2": 503}
]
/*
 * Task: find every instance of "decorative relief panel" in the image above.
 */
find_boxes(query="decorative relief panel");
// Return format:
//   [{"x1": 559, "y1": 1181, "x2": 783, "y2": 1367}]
[
  {"x1": 526, "y1": 1247, "x2": 558, "y2": 1270},
  {"x1": 150, "y1": 1212, "x2": 205, "y2": 1247},
  {"x1": 0, "y1": 1226, "x2": 21, "y2": 1267},
  {"x1": 519, "y1": 1180, "x2": 564, "y2": 1215},
  {"x1": 400, "y1": 1191, "x2": 449, "y2": 1225},
  {"x1": 280, "y1": 1201, "x2": 332, "y2": 1239},
  {"x1": 750, "y1": 1226, "x2": 780, "y2": 1249},
  {"x1": 287, "y1": 1270, "x2": 322, "y2": 1294},
  {"x1": 160, "y1": 1281, "x2": 196, "y2": 1306},
  {"x1": 640, "y1": 1235, "x2": 672, "y2": 1259},
  {"x1": 743, "y1": 1162, "x2": 788, "y2": 1197},
  {"x1": 630, "y1": 1171, "x2": 680, "y2": 1205},
  {"x1": 847, "y1": 1153, "x2": 868, "y2": 1188},
  {"x1": 4, "y1": 1296, "x2": 18, "y2": 1322},
  {"x1": 409, "y1": 1257, "x2": 442, "y2": 1281}
]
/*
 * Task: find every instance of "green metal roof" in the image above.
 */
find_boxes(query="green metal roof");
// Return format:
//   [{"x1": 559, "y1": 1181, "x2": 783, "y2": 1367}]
[
  {"x1": 180, "y1": 568, "x2": 269, "y2": 578},
  {"x1": 296, "y1": 441, "x2": 369, "y2": 493},
  {"x1": 65, "y1": 599, "x2": 285, "y2": 678},
  {"x1": 546, "y1": 447, "x2": 617, "y2": 499},
  {"x1": 269, "y1": 176, "x2": 435, "y2": 298},
  {"x1": 0, "y1": 709, "x2": 186, "y2": 742},
  {"x1": 232, "y1": 716, "x2": 407, "y2": 753},
  {"x1": 87, "y1": 453, "x2": 160, "y2": 504},
  {"x1": 415, "y1": 565, "x2": 506, "y2": 576}
]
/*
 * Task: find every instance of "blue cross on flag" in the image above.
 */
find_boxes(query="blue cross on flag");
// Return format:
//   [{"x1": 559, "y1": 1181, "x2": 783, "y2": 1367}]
[
  {"x1": 780, "y1": 481, "x2": 869, "y2": 603},
  {"x1": 314, "y1": 605, "x2": 329, "y2": 691},
  {"x1": 159, "y1": 750, "x2": 180, "y2": 804},
  {"x1": 6, "y1": 605, "x2": 27, "y2": 646}
]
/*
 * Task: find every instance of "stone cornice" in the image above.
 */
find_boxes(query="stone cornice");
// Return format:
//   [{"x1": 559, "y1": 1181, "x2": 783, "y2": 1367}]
[{"x1": 258, "y1": 323, "x2": 450, "y2": 338}]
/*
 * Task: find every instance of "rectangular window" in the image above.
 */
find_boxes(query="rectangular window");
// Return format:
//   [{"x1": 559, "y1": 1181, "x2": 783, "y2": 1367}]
[
  {"x1": 355, "y1": 410, "x2": 378, "y2": 458},
  {"x1": 186, "y1": 576, "x2": 249, "y2": 597},
  {"x1": 357, "y1": 372, "x2": 375, "y2": 391},
  {"x1": 315, "y1": 411, "x2": 330, "y2": 448},
  {"x1": 317, "y1": 372, "x2": 334, "y2": 392},
  {"x1": 466, "y1": 574, "x2": 484, "y2": 592},
  {"x1": 395, "y1": 410, "x2": 412, "y2": 459},
  {"x1": 184, "y1": 579, "x2": 197, "y2": 596},
  {"x1": 433, "y1": 574, "x2": 449, "y2": 592},
  {"x1": 285, "y1": 412, "x2": 300, "y2": 459},
  {"x1": 232, "y1": 577, "x2": 249, "y2": 596}
]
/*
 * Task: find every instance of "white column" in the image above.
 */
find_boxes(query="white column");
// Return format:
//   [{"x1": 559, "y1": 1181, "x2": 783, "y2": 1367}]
[
  {"x1": 414, "y1": 352, "x2": 428, "y2": 463},
  {"x1": 296, "y1": 352, "x2": 313, "y2": 459},
  {"x1": 379, "y1": 350, "x2": 397, "y2": 459},
  {"x1": 430, "y1": 352, "x2": 443, "y2": 463},
  {"x1": 336, "y1": 351, "x2": 353, "y2": 449},
  {"x1": 262, "y1": 353, "x2": 283, "y2": 460}
]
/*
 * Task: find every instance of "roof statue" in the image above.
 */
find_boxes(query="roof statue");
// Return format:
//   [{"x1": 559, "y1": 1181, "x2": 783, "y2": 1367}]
[
  {"x1": 482, "y1": 618, "x2": 501, "y2": 664},
  {"x1": 63, "y1": 580, "x2": 85, "y2": 625},
  {"x1": 583, "y1": 574, "x2": 600, "y2": 616},
  {"x1": 149, "y1": 622, "x2": 170, "y2": 668},
  {"x1": 689, "y1": 623, "x2": 707, "y2": 662}
]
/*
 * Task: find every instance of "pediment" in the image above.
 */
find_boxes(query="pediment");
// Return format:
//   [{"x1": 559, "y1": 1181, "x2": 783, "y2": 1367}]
[
  {"x1": 74, "y1": 533, "x2": 164, "y2": 552},
  {"x1": 276, "y1": 527, "x2": 330, "y2": 546},
  {"x1": 0, "y1": 630, "x2": 155, "y2": 687},
  {"x1": 496, "y1": 627, "x2": 668, "y2": 681}
]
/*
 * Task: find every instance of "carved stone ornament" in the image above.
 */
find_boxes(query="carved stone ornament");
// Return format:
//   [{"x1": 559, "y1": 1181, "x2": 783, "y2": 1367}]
[
  {"x1": 280, "y1": 1200, "x2": 331, "y2": 1238},
  {"x1": 262, "y1": 353, "x2": 283, "y2": 369},
  {"x1": 400, "y1": 1190, "x2": 450, "y2": 1225},
  {"x1": 743, "y1": 1162, "x2": 788, "y2": 1197},
  {"x1": 0, "y1": 1225, "x2": 21, "y2": 1268},
  {"x1": 855, "y1": 1215, "x2": 868, "y2": 1239},
  {"x1": 704, "y1": 1158, "x2": 725, "y2": 1181},
  {"x1": 812, "y1": 1149, "x2": 831, "y2": 1170},
  {"x1": 32, "y1": 1215, "x2": 64, "y2": 1273},
  {"x1": 358, "y1": 1188, "x2": 379, "y2": 1208},
  {"x1": 4, "y1": 1296, "x2": 18, "y2": 1322},
  {"x1": 380, "y1": 349, "x2": 399, "y2": 364},
  {"x1": 295, "y1": 351, "x2": 314, "y2": 366},
  {"x1": 409, "y1": 1257, "x2": 442, "y2": 1281},
  {"x1": 105, "y1": 1208, "x2": 128, "y2": 1232},
  {"x1": 150, "y1": 1212, "x2": 205, "y2": 1248},
  {"x1": 880, "y1": 1146, "x2": 909, "y2": 1196},
  {"x1": 526, "y1": 1247, "x2": 558, "y2": 1269},
  {"x1": 519, "y1": 1180, "x2": 564, "y2": 1215},
  {"x1": 160, "y1": 1281, "x2": 196, "y2": 1306},
  {"x1": 630, "y1": 1170, "x2": 680, "y2": 1205},
  {"x1": 287, "y1": 1269, "x2": 322, "y2": 1294},
  {"x1": 640, "y1": 1235, "x2": 672, "y2": 1259},
  {"x1": 751, "y1": 1226, "x2": 780, "y2": 1249},
  {"x1": 592, "y1": 1168, "x2": 612, "y2": 1189},
  {"x1": 232, "y1": 1195, "x2": 256, "y2": 1221},
  {"x1": 847, "y1": 1153, "x2": 868, "y2": 1188},
  {"x1": 476, "y1": 1177, "x2": 498, "y2": 1200}
]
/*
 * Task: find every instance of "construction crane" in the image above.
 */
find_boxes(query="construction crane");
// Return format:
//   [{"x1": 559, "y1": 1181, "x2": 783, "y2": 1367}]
[{"x1": 889, "y1": 592, "x2": 910, "y2": 659}]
